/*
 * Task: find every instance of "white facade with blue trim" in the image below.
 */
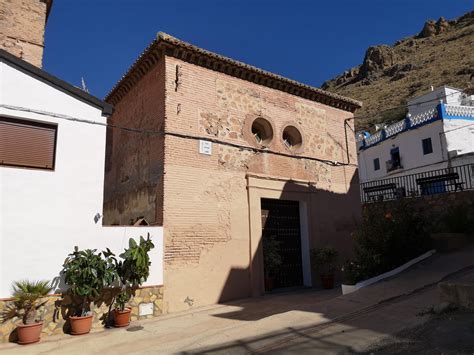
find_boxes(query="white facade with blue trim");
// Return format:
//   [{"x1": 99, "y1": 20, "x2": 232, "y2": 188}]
[{"x1": 357, "y1": 86, "x2": 474, "y2": 189}]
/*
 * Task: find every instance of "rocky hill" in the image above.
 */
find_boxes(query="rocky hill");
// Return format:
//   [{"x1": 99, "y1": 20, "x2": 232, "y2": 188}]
[{"x1": 322, "y1": 11, "x2": 474, "y2": 131}]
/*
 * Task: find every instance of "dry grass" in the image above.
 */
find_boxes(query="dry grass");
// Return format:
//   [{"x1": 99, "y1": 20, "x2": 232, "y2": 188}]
[{"x1": 323, "y1": 12, "x2": 474, "y2": 131}]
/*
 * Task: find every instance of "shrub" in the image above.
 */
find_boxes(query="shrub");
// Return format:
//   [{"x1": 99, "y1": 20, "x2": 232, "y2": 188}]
[
  {"x1": 62, "y1": 248, "x2": 117, "y2": 316},
  {"x1": 341, "y1": 261, "x2": 363, "y2": 286},
  {"x1": 344, "y1": 199, "x2": 430, "y2": 284},
  {"x1": 263, "y1": 236, "x2": 282, "y2": 278},
  {"x1": 311, "y1": 246, "x2": 338, "y2": 275},
  {"x1": 437, "y1": 204, "x2": 474, "y2": 234},
  {"x1": 1, "y1": 280, "x2": 51, "y2": 325},
  {"x1": 110, "y1": 234, "x2": 155, "y2": 311}
]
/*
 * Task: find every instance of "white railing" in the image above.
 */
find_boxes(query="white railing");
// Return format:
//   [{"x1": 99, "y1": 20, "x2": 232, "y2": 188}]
[
  {"x1": 445, "y1": 105, "x2": 474, "y2": 118},
  {"x1": 385, "y1": 120, "x2": 406, "y2": 138},
  {"x1": 359, "y1": 105, "x2": 449, "y2": 148},
  {"x1": 364, "y1": 130, "x2": 383, "y2": 146},
  {"x1": 410, "y1": 107, "x2": 438, "y2": 126}
]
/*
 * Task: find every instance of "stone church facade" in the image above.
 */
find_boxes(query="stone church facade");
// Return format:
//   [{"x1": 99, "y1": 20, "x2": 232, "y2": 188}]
[{"x1": 104, "y1": 33, "x2": 362, "y2": 313}]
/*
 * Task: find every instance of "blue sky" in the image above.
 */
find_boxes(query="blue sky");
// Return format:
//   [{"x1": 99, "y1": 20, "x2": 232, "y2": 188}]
[{"x1": 43, "y1": 0, "x2": 472, "y2": 99}]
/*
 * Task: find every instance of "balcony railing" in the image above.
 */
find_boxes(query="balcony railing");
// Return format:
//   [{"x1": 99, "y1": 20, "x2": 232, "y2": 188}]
[
  {"x1": 445, "y1": 105, "x2": 474, "y2": 118},
  {"x1": 360, "y1": 163, "x2": 474, "y2": 203}
]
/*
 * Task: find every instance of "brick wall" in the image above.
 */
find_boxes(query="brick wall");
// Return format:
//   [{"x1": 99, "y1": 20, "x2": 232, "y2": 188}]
[
  {"x1": 103, "y1": 59, "x2": 166, "y2": 226},
  {"x1": 0, "y1": 0, "x2": 48, "y2": 67},
  {"x1": 104, "y1": 52, "x2": 361, "y2": 313},
  {"x1": 162, "y1": 56, "x2": 360, "y2": 311}
]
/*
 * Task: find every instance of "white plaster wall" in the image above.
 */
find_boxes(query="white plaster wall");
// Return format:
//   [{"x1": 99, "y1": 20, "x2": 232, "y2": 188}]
[
  {"x1": 0, "y1": 61, "x2": 163, "y2": 297},
  {"x1": 443, "y1": 118, "x2": 474, "y2": 157},
  {"x1": 358, "y1": 120, "x2": 445, "y2": 182},
  {"x1": 408, "y1": 87, "x2": 462, "y2": 117}
]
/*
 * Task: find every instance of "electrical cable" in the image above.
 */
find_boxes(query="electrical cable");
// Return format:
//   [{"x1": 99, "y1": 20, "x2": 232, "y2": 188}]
[
  {"x1": 354, "y1": 90, "x2": 464, "y2": 125},
  {"x1": 1, "y1": 91, "x2": 469, "y2": 168},
  {"x1": 0, "y1": 104, "x2": 356, "y2": 167}
]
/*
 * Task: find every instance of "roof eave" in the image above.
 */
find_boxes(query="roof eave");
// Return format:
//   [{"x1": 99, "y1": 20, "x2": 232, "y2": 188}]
[
  {"x1": 106, "y1": 32, "x2": 362, "y2": 112},
  {"x1": 0, "y1": 49, "x2": 113, "y2": 116}
]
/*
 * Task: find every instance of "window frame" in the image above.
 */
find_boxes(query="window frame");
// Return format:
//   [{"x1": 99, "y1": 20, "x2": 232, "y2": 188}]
[
  {"x1": 0, "y1": 116, "x2": 58, "y2": 171},
  {"x1": 390, "y1": 147, "x2": 401, "y2": 167},
  {"x1": 373, "y1": 158, "x2": 380, "y2": 171},
  {"x1": 422, "y1": 137, "x2": 433, "y2": 155}
]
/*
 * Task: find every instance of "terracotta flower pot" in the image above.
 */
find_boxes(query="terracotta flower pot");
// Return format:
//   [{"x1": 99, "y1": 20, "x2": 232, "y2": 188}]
[
  {"x1": 113, "y1": 308, "x2": 132, "y2": 328},
  {"x1": 17, "y1": 322, "x2": 43, "y2": 345},
  {"x1": 320, "y1": 274, "x2": 335, "y2": 289},
  {"x1": 264, "y1": 276, "x2": 275, "y2": 291},
  {"x1": 69, "y1": 314, "x2": 93, "y2": 335}
]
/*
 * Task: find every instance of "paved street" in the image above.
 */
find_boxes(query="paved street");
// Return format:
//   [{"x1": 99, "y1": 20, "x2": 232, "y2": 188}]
[{"x1": 1, "y1": 246, "x2": 473, "y2": 354}]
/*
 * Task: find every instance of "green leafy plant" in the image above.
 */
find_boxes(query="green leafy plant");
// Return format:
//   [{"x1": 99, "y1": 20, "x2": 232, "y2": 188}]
[
  {"x1": 62, "y1": 247, "x2": 117, "y2": 316},
  {"x1": 345, "y1": 199, "x2": 429, "y2": 284},
  {"x1": 438, "y1": 204, "x2": 474, "y2": 234},
  {"x1": 114, "y1": 291, "x2": 131, "y2": 312},
  {"x1": 263, "y1": 235, "x2": 282, "y2": 278},
  {"x1": 110, "y1": 234, "x2": 155, "y2": 311},
  {"x1": 1, "y1": 280, "x2": 51, "y2": 325},
  {"x1": 341, "y1": 260, "x2": 363, "y2": 285},
  {"x1": 311, "y1": 246, "x2": 339, "y2": 275}
]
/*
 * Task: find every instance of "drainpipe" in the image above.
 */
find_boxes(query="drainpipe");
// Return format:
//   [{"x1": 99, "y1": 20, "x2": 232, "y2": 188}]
[{"x1": 344, "y1": 117, "x2": 355, "y2": 164}]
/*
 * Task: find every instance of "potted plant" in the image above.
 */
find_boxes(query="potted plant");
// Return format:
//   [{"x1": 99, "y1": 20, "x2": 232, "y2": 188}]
[
  {"x1": 341, "y1": 260, "x2": 363, "y2": 294},
  {"x1": 262, "y1": 235, "x2": 282, "y2": 291},
  {"x1": 1, "y1": 280, "x2": 51, "y2": 345},
  {"x1": 311, "y1": 246, "x2": 339, "y2": 289},
  {"x1": 109, "y1": 234, "x2": 155, "y2": 327},
  {"x1": 62, "y1": 247, "x2": 117, "y2": 335}
]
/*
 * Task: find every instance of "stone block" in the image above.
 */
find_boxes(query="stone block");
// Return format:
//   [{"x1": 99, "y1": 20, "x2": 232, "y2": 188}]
[{"x1": 0, "y1": 285, "x2": 163, "y2": 343}]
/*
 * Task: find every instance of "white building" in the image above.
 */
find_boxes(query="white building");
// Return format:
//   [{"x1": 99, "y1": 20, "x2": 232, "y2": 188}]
[
  {"x1": 0, "y1": 49, "x2": 163, "y2": 297},
  {"x1": 357, "y1": 86, "x2": 474, "y2": 202}
]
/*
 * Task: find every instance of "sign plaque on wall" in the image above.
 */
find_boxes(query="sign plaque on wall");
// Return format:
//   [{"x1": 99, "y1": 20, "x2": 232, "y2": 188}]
[{"x1": 199, "y1": 140, "x2": 212, "y2": 155}]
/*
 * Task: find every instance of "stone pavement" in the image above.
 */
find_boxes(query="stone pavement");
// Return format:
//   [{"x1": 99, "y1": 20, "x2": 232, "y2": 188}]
[{"x1": 1, "y1": 246, "x2": 473, "y2": 355}]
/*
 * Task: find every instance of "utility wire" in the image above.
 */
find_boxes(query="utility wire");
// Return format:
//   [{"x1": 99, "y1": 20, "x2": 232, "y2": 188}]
[
  {"x1": 354, "y1": 90, "x2": 465, "y2": 126},
  {"x1": 2, "y1": 91, "x2": 468, "y2": 168},
  {"x1": 0, "y1": 104, "x2": 356, "y2": 167}
]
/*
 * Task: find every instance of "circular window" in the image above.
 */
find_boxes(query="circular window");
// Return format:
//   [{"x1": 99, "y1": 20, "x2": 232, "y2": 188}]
[
  {"x1": 282, "y1": 126, "x2": 303, "y2": 150},
  {"x1": 251, "y1": 118, "x2": 273, "y2": 145}
]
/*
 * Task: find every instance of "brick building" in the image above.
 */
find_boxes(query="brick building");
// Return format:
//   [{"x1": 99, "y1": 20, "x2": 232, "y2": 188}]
[
  {"x1": 0, "y1": 0, "x2": 52, "y2": 67},
  {"x1": 104, "y1": 33, "x2": 362, "y2": 313}
]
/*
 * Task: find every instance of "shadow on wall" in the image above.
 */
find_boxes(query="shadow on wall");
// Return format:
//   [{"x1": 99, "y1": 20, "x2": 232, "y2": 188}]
[
  {"x1": 218, "y1": 267, "x2": 251, "y2": 305},
  {"x1": 217, "y1": 172, "x2": 361, "y2": 306}
]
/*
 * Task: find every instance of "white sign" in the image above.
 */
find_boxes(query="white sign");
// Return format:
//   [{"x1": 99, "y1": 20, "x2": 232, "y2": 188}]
[
  {"x1": 139, "y1": 303, "x2": 154, "y2": 316},
  {"x1": 199, "y1": 140, "x2": 212, "y2": 155}
]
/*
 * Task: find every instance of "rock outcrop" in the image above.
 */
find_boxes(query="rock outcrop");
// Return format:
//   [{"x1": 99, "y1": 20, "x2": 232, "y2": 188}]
[
  {"x1": 359, "y1": 45, "x2": 396, "y2": 78},
  {"x1": 418, "y1": 17, "x2": 450, "y2": 38},
  {"x1": 321, "y1": 11, "x2": 474, "y2": 130}
]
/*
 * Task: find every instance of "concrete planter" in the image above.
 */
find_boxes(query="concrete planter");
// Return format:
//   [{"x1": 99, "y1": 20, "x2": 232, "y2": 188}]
[{"x1": 341, "y1": 249, "x2": 436, "y2": 295}]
